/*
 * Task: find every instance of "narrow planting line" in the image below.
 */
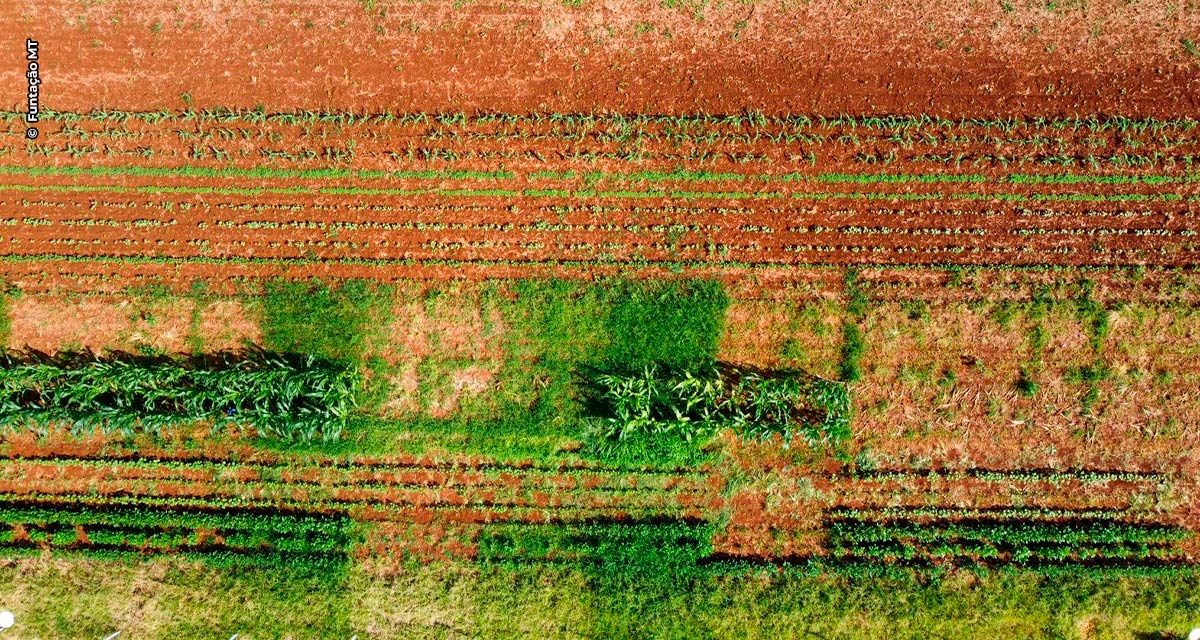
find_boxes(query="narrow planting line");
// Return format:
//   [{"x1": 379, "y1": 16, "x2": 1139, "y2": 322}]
[
  {"x1": 0, "y1": 165, "x2": 515, "y2": 181},
  {"x1": 2, "y1": 183, "x2": 1197, "y2": 202}
]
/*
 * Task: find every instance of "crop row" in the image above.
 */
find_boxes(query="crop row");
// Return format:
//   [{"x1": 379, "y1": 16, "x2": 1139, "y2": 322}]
[
  {"x1": 0, "y1": 249, "x2": 1189, "y2": 275},
  {"x1": 0, "y1": 499, "x2": 353, "y2": 569},
  {"x1": 0, "y1": 471, "x2": 711, "y2": 512},
  {"x1": 827, "y1": 519, "x2": 1190, "y2": 546},
  {"x1": 0, "y1": 439, "x2": 707, "y2": 475},
  {"x1": 11, "y1": 164, "x2": 1200, "y2": 186},
  {"x1": 11, "y1": 109, "x2": 1200, "y2": 137},
  {"x1": 2, "y1": 244, "x2": 1187, "y2": 270},
  {"x1": 20, "y1": 143, "x2": 1200, "y2": 172},
  {"x1": 13, "y1": 196, "x2": 1188, "y2": 223},
  {"x1": 0, "y1": 459, "x2": 709, "y2": 495},
  {"x1": 8, "y1": 182, "x2": 1200, "y2": 204},
  {"x1": 33, "y1": 127, "x2": 1196, "y2": 154},
  {"x1": 7, "y1": 225, "x2": 1190, "y2": 246},
  {"x1": 0, "y1": 350, "x2": 357, "y2": 441}
]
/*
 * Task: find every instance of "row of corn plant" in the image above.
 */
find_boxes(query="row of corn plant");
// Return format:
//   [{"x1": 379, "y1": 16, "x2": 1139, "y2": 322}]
[
  {"x1": 582, "y1": 360, "x2": 850, "y2": 454},
  {"x1": 0, "y1": 349, "x2": 359, "y2": 440}
]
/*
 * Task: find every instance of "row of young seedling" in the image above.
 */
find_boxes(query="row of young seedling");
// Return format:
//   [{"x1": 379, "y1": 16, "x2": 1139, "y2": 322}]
[
  {"x1": 12, "y1": 183, "x2": 1200, "y2": 207},
  {"x1": 11, "y1": 108, "x2": 1199, "y2": 135}
]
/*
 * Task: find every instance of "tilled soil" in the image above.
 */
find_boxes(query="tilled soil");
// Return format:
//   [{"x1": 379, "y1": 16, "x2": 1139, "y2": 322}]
[
  {"x1": 3, "y1": 0, "x2": 1199, "y2": 116},
  {"x1": 2, "y1": 112, "x2": 1200, "y2": 291}
]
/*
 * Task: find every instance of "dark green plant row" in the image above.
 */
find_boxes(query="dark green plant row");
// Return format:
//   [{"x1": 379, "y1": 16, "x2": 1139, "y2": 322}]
[
  {"x1": 730, "y1": 557, "x2": 1200, "y2": 580},
  {"x1": 821, "y1": 516, "x2": 1192, "y2": 569},
  {"x1": 470, "y1": 518, "x2": 1196, "y2": 582},
  {"x1": 827, "y1": 519, "x2": 1191, "y2": 547},
  {"x1": 475, "y1": 520, "x2": 715, "y2": 581},
  {"x1": 0, "y1": 504, "x2": 350, "y2": 538},
  {"x1": 0, "y1": 543, "x2": 347, "y2": 572},
  {"x1": 0, "y1": 502, "x2": 354, "y2": 569},
  {"x1": 0, "y1": 490, "x2": 701, "y2": 526},
  {"x1": 0, "y1": 349, "x2": 358, "y2": 441},
  {"x1": 0, "y1": 447, "x2": 709, "y2": 479},
  {"x1": 826, "y1": 539, "x2": 1186, "y2": 565}
]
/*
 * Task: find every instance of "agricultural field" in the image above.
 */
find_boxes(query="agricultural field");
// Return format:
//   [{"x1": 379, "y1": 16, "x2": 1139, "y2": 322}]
[{"x1": 0, "y1": 0, "x2": 1199, "y2": 638}]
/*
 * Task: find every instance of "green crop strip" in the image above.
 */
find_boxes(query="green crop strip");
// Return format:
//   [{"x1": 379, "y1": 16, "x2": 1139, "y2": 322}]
[
  {"x1": 4, "y1": 183, "x2": 1195, "y2": 203},
  {"x1": 1009, "y1": 173, "x2": 1200, "y2": 185},
  {"x1": 583, "y1": 360, "x2": 849, "y2": 457},
  {"x1": 528, "y1": 171, "x2": 987, "y2": 184},
  {"x1": 828, "y1": 520, "x2": 1191, "y2": 547},
  {"x1": 0, "y1": 350, "x2": 358, "y2": 441},
  {"x1": 0, "y1": 184, "x2": 520, "y2": 198},
  {"x1": 9, "y1": 164, "x2": 1194, "y2": 191},
  {"x1": 0, "y1": 503, "x2": 354, "y2": 571},
  {"x1": 0, "y1": 166, "x2": 515, "y2": 181}
]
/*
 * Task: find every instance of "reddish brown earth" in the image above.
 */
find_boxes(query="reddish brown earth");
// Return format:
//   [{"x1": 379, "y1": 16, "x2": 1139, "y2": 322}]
[
  {"x1": 2, "y1": 112, "x2": 1200, "y2": 291},
  {"x1": 2, "y1": 0, "x2": 1199, "y2": 117}
]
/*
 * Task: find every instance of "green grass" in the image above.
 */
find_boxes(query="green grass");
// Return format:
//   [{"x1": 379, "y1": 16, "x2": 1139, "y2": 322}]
[
  {"x1": 839, "y1": 270, "x2": 869, "y2": 383},
  {"x1": 604, "y1": 279, "x2": 728, "y2": 369},
  {"x1": 2, "y1": 557, "x2": 1198, "y2": 639},
  {"x1": 0, "y1": 285, "x2": 10, "y2": 348},
  {"x1": 258, "y1": 278, "x2": 393, "y2": 363},
  {"x1": 392, "y1": 279, "x2": 728, "y2": 465},
  {"x1": 0, "y1": 557, "x2": 352, "y2": 639}
]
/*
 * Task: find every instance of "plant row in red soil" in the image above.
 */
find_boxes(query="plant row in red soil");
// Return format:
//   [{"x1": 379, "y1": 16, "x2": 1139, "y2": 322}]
[{"x1": 1, "y1": 111, "x2": 1199, "y2": 291}]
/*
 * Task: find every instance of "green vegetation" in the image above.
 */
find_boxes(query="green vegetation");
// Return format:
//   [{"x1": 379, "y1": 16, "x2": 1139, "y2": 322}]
[
  {"x1": 477, "y1": 521, "x2": 715, "y2": 583},
  {"x1": 0, "y1": 165, "x2": 515, "y2": 181},
  {"x1": 839, "y1": 270, "x2": 869, "y2": 383},
  {"x1": 603, "y1": 279, "x2": 728, "y2": 369},
  {"x1": 0, "y1": 504, "x2": 354, "y2": 570},
  {"x1": 396, "y1": 279, "x2": 729, "y2": 464},
  {"x1": 1, "y1": 557, "x2": 1198, "y2": 639},
  {"x1": 259, "y1": 278, "x2": 392, "y2": 363},
  {"x1": 827, "y1": 517, "x2": 1191, "y2": 567},
  {"x1": 0, "y1": 286, "x2": 10, "y2": 348},
  {"x1": 583, "y1": 361, "x2": 849, "y2": 457},
  {"x1": 0, "y1": 350, "x2": 357, "y2": 440}
]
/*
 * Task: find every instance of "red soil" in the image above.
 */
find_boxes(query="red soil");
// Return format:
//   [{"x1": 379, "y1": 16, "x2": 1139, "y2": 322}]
[{"x1": 2, "y1": 0, "x2": 1198, "y2": 117}]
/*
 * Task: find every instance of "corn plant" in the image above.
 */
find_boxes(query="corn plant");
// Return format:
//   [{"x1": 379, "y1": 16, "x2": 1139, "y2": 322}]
[
  {"x1": 583, "y1": 360, "x2": 850, "y2": 454},
  {"x1": 0, "y1": 349, "x2": 359, "y2": 441}
]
